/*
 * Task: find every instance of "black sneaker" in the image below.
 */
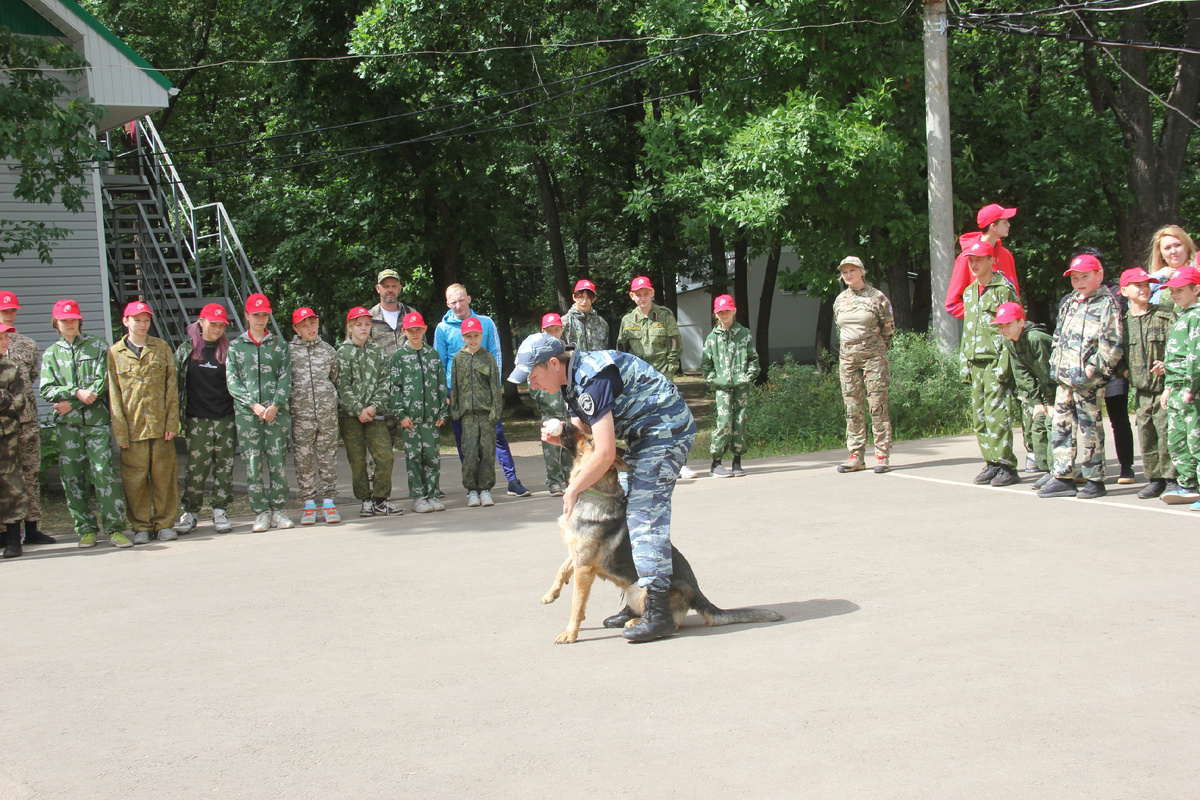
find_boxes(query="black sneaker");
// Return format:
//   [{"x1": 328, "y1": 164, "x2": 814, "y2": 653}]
[
  {"x1": 506, "y1": 480, "x2": 532, "y2": 497},
  {"x1": 974, "y1": 463, "x2": 1000, "y2": 485},
  {"x1": 373, "y1": 499, "x2": 403, "y2": 516},
  {"x1": 23, "y1": 526, "x2": 56, "y2": 545},
  {"x1": 1117, "y1": 467, "x2": 1136, "y2": 485},
  {"x1": 1031, "y1": 473, "x2": 1053, "y2": 490},
  {"x1": 1137, "y1": 479, "x2": 1167, "y2": 499},
  {"x1": 1038, "y1": 476, "x2": 1079, "y2": 498},
  {"x1": 1077, "y1": 480, "x2": 1107, "y2": 499},
  {"x1": 990, "y1": 465, "x2": 1020, "y2": 487}
]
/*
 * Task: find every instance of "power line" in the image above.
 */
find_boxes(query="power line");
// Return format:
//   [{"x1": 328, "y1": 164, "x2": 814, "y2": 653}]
[{"x1": 951, "y1": 15, "x2": 1200, "y2": 56}]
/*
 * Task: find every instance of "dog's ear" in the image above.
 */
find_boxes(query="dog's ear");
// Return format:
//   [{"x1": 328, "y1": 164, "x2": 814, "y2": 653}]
[{"x1": 559, "y1": 420, "x2": 582, "y2": 457}]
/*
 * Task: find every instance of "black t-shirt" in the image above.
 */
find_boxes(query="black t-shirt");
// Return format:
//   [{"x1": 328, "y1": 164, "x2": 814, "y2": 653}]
[{"x1": 186, "y1": 343, "x2": 234, "y2": 419}]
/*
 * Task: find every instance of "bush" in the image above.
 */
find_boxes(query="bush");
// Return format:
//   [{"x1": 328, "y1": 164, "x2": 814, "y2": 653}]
[{"x1": 745, "y1": 332, "x2": 972, "y2": 456}]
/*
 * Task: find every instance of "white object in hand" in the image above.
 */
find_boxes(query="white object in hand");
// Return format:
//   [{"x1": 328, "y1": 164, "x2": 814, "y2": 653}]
[{"x1": 543, "y1": 418, "x2": 564, "y2": 437}]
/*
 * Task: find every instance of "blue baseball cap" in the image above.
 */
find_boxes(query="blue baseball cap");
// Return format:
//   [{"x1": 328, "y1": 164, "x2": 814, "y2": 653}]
[{"x1": 508, "y1": 333, "x2": 565, "y2": 384}]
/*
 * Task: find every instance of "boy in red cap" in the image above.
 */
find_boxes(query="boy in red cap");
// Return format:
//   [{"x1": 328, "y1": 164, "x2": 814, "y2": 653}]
[
  {"x1": 528, "y1": 313, "x2": 573, "y2": 495},
  {"x1": 0, "y1": 323, "x2": 30, "y2": 558},
  {"x1": 338, "y1": 307, "x2": 399, "y2": 517},
  {"x1": 450, "y1": 317, "x2": 503, "y2": 507},
  {"x1": 389, "y1": 311, "x2": 447, "y2": 513},
  {"x1": 1119, "y1": 267, "x2": 1178, "y2": 498},
  {"x1": 945, "y1": 204, "x2": 1021, "y2": 319},
  {"x1": 290, "y1": 307, "x2": 341, "y2": 524},
  {"x1": 562, "y1": 278, "x2": 608, "y2": 352},
  {"x1": 107, "y1": 301, "x2": 180, "y2": 542},
  {"x1": 1159, "y1": 266, "x2": 1200, "y2": 506},
  {"x1": 702, "y1": 294, "x2": 759, "y2": 477},
  {"x1": 995, "y1": 302, "x2": 1055, "y2": 481}
]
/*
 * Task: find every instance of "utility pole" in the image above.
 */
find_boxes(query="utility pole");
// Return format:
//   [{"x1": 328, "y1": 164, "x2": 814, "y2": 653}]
[{"x1": 924, "y1": 0, "x2": 959, "y2": 350}]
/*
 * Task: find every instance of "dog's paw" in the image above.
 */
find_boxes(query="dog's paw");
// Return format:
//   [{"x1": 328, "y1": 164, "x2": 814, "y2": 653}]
[
  {"x1": 540, "y1": 590, "x2": 560, "y2": 604},
  {"x1": 623, "y1": 617, "x2": 642, "y2": 628},
  {"x1": 555, "y1": 630, "x2": 579, "y2": 644}
]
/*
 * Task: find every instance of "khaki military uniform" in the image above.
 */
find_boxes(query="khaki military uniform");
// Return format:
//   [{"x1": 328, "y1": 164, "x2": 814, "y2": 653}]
[
  {"x1": 1124, "y1": 306, "x2": 1176, "y2": 481},
  {"x1": 0, "y1": 356, "x2": 29, "y2": 524},
  {"x1": 450, "y1": 348, "x2": 502, "y2": 492},
  {"x1": 290, "y1": 336, "x2": 340, "y2": 502},
  {"x1": 616, "y1": 304, "x2": 681, "y2": 379},
  {"x1": 6, "y1": 331, "x2": 41, "y2": 522},
  {"x1": 834, "y1": 285, "x2": 894, "y2": 459},
  {"x1": 336, "y1": 338, "x2": 393, "y2": 502}
]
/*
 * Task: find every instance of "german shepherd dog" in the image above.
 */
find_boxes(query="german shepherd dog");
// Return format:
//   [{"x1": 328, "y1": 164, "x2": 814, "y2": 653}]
[{"x1": 540, "y1": 421, "x2": 783, "y2": 643}]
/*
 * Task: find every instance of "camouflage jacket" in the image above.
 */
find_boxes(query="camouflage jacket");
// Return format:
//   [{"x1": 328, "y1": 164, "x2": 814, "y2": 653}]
[
  {"x1": 1050, "y1": 286, "x2": 1123, "y2": 390},
  {"x1": 226, "y1": 331, "x2": 292, "y2": 413},
  {"x1": 5, "y1": 331, "x2": 40, "y2": 424},
  {"x1": 960, "y1": 273, "x2": 1019, "y2": 372},
  {"x1": 1123, "y1": 306, "x2": 1175, "y2": 394},
  {"x1": 562, "y1": 306, "x2": 609, "y2": 352},
  {"x1": 107, "y1": 335, "x2": 181, "y2": 445},
  {"x1": 335, "y1": 338, "x2": 391, "y2": 417},
  {"x1": 390, "y1": 343, "x2": 447, "y2": 424},
  {"x1": 0, "y1": 355, "x2": 27, "y2": 439},
  {"x1": 701, "y1": 322, "x2": 760, "y2": 390},
  {"x1": 449, "y1": 348, "x2": 502, "y2": 421},
  {"x1": 40, "y1": 333, "x2": 112, "y2": 428},
  {"x1": 369, "y1": 302, "x2": 418, "y2": 360},
  {"x1": 833, "y1": 285, "x2": 895, "y2": 347},
  {"x1": 290, "y1": 336, "x2": 339, "y2": 421},
  {"x1": 530, "y1": 387, "x2": 567, "y2": 421},
  {"x1": 616, "y1": 303, "x2": 681, "y2": 379},
  {"x1": 1003, "y1": 323, "x2": 1055, "y2": 408},
  {"x1": 1164, "y1": 303, "x2": 1200, "y2": 397}
]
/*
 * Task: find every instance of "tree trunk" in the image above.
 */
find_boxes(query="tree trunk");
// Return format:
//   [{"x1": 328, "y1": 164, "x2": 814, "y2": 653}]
[
  {"x1": 709, "y1": 226, "x2": 728, "y2": 294},
  {"x1": 488, "y1": 267, "x2": 519, "y2": 405},
  {"x1": 911, "y1": 265, "x2": 931, "y2": 335},
  {"x1": 886, "y1": 247, "x2": 913, "y2": 332},
  {"x1": 815, "y1": 295, "x2": 836, "y2": 372},
  {"x1": 755, "y1": 242, "x2": 781, "y2": 382},
  {"x1": 531, "y1": 149, "x2": 572, "y2": 312},
  {"x1": 733, "y1": 230, "x2": 749, "y2": 328}
]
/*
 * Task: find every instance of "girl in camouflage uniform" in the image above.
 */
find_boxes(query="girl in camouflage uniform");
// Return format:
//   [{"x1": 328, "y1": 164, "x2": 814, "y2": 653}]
[
  {"x1": 290, "y1": 307, "x2": 341, "y2": 525},
  {"x1": 226, "y1": 293, "x2": 294, "y2": 532},
  {"x1": 337, "y1": 308, "x2": 399, "y2": 517},
  {"x1": 390, "y1": 311, "x2": 447, "y2": 513},
  {"x1": 40, "y1": 300, "x2": 131, "y2": 548}
]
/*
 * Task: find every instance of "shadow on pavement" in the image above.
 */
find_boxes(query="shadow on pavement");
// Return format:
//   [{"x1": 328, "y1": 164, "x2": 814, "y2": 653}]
[{"x1": 681, "y1": 598, "x2": 860, "y2": 637}]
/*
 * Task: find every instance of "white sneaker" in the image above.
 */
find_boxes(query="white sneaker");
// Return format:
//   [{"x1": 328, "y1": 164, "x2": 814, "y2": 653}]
[
  {"x1": 213, "y1": 508, "x2": 233, "y2": 533},
  {"x1": 679, "y1": 465, "x2": 696, "y2": 479},
  {"x1": 467, "y1": 491, "x2": 481, "y2": 508},
  {"x1": 428, "y1": 497, "x2": 445, "y2": 512},
  {"x1": 132, "y1": 530, "x2": 152, "y2": 544},
  {"x1": 174, "y1": 511, "x2": 198, "y2": 534},
  {"x1": 359, "y1": 500, "x2": 375, "y2": 517},
  {"x1": 252, "y1": 512, "x2": 271, "y2": 532},
  {"x1": 157, "y1": 528, "x2": 177, "y2": 541},
  {"x1": 480, "y1": 490, "x2": 494, "y2": 507},
  {"x1": 413, "y1": 497, "x2": 433, "y2": 513},
  {"x1": 270, "y1": 510, "x2": 295, "y2": 529}
]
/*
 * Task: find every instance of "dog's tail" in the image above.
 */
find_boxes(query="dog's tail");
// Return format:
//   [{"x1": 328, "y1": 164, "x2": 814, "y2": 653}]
[{"x1": 692, "y1": 593, "x2": 783, "y2": 627}]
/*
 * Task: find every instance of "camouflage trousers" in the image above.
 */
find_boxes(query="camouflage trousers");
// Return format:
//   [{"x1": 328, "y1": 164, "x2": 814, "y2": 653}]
[
  {"x1": 459, "y1": 412, "x2": 497, "y2": 492},
  {"x1": 710, "y1": 387, "x2": 750, "y2": 458},
  {"x1": 1166, "y1": 394, "x2": 1200, "y2": 488},
  {"x1": 340, "y1": 417, "x2": 393, "y2": 501},
  {"x1": 18, "y1": 421, "x2": 41, "y2": 521},
  {"x1": 57, "y1": 424, "x2": 127, "y2": 536},
  {"x1": 400, "y1": 421, "x2": 441, "y2": 499},
  {"x1": 1134, "y1": 390, "x2": 1175, "y2": 481},
  {"x1": 1051, "y1": 385, "x2": 1105, "y2": 481},
  {"x1": 839, "y1": 340, "x2": 892, "y2": 457},
  {"x1": 181, "y1": 415, "x2": 236, "y2": 513},
  {"x1": 0, "y1": 428, "x2": 28, "y2": 524},
  {"x1": 627, "y1": 418, "x2": 697, "y2": 590},
  {"x1": 967, "y1": 359, "x2": 1015, "y2": 467},
  {"x1": 293, "y1": 413, "x2": 339, "y2": 502},
  {"x1": 235, "y1": 409, "x2": 291, "y2": 513},
  {"x1": 1022, "y1": 407, "x2": 1053, "y2": 473},
  {"x1": 541, "y1": 440, "x2": 573, "y2": 487},
  {"x1": 120, "y1": 437, "x2": 179, "y2": 532}
]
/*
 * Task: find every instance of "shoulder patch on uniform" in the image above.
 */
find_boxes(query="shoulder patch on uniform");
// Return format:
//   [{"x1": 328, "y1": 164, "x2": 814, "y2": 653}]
[{"x1": 579, "y1": 392, "x2": 595, "y2": 416}]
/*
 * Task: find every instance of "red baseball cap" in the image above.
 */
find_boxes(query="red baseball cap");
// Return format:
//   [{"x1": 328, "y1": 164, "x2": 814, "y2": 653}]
[
  {"x1": 199, "y1": 303, "x2": 228, "y2": 323},
  {"x1": 461, "y1": 317, "x2": 483, "y2": 334},
  {"x1": 346, "y1": 306, "x2": 371, "y2": 323},
  {"x1": 574, "y1": 279, "x2": 596, "y2": 294},
  {"x1": 122, "y1": 301, "x2": 153, "y2": 318},
  {"x1": 713, "y1": 294, "x2": 736, "y2": 313},
  {"x1": 1119, "y1": 267, "x2": 1153, "y2": 287},
  {"x1": 1064, "y1": 254, "x2": 1102, "y2": 275},
  {"x1": 293, "y1": 307, "x2": 318, "y2": 326},
  {"x1": 1163, "y1": 265, "x2": 1200, "y2": 287},
  {"x1": 401, "y1": 311, "x2": 426, "y2": 330},
  {"x1": 52, "y1": 299, "x2": 83, "y2": 320},
  {"x1": 541, "y1": 313, "x2": 563, "y2": 329},
  {"x1": 993, "y1": 302, "x2": 1025, "y2": 325},
  {"x1": 0, "y1": 323, "x2": 15, "y2": 334},
  {"x1": 977, "y1": 204, "x2": 1017, "y2": 229},
  {"x1": 963, "y1": 240, "x2": 995, "y2": 259},
  {"x1": 630, "y1": 276, "x2": 653, "y2": 292},
  {"x1": 246, "y1": 293, "x2": 273, "y2": 313},
  {"x1": 0, "y1": 292, "x2": 21, "y2": 310}
]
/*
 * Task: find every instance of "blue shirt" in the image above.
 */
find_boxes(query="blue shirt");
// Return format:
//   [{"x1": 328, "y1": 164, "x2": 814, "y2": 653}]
[{"x1": 434, "y1": 308, "x2": 501, "y2": 387}]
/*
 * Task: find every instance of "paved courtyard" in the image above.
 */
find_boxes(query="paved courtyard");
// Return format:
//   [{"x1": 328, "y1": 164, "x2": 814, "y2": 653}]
[{"x1": 1, "y1": 434, "x2": 1197, "y2": 799}]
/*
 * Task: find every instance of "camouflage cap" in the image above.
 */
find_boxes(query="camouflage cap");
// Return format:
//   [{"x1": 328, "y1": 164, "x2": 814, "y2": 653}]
[
  {"x1": 377, "y1": 268, "x2": 402, "y2": 284},
  {"x1": 508, "y1": 332, "x2": 565, "y2": 384}
]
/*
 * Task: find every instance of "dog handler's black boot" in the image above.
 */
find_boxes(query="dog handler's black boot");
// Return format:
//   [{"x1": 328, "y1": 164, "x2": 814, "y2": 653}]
[
  {"x1": 3, "y1": 523, "x2": 23, "y2": 559},
  {"x1": 623, "y1": 585, "x2": 675, "y2": 643},
  {"x1": 603, "y1": 605, "x2": 637, "y2": 629},
  {"x1": 24, "y1": 520, "x2": 55, "y2": 545}
]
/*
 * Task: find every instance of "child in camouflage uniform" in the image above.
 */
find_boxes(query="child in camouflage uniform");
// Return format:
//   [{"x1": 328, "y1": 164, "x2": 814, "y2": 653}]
[
  {"x1": 995, "y1": 302, "x2": 1055, "y2": 480},
  {"x1": 530, "y1": 313, "x2": 573, "y2": 495},
  {"x1": 1158, "y1": 266, "x2": 1200, "y2": 507},
  {"x1": 227, "y1": 293, "x2": 294, "y2": 532},
  {"x1": 0, "y1": 323, "x2": 30, "y2": 558},
  {"x1": 390, "y1": 311, "x2": 447, "y2": 513},
  {"x1": 290, "y1": 307, "x2": 341, "y2": 525},
  {"x1": 1118, "y1": 268, "x2": 1178, "y2": 499},
  {"x1": 337, "y1": 307, "x2": 399, "y2": 517},
  {"x1": 174, "y1": 304, "x2": 237, "y2": 535},
  {"x1": 702, "y1": 294, "x2": 760, "y2": 478},
  {"x1": 450, "y1": 317, "x2": 502, "y2": 507},
  {"x1": 40, "y1": 300, "x2": 131, "y2": 548},
  {"x1": 562, "y1": 278, "x2": 608, "y2": 351}
]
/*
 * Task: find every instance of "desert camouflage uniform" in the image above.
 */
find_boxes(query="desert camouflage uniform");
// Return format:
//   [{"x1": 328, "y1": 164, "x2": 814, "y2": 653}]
[
  {"x1": 6, "y1": 331, "x2": 41, "y2": 523},
  {"x1": 0, "y1": 356, "x2": 29, "y2": 523},
  {"x1": 290, "y1": 336, "x2": 340, "y2": 502},
  {"x1": 961, "y1": 274, "x2": 1019, "y2": 468},
  {"x1": 391, "y1": 343, "x2": 446, "y2": 500},
  {"x1": 1125, "y1": 306, "x2": 1176, "y2": 481},
  {"x1": 336, "y1": 338, "x2": 393, "y2": 501},
  {"x1": 616, "y1": 303, "x2": 681, "y2": 379},
  {"x1": 1164, "y1": 303, "x2": 1200, "y2": 488},
  {"x1": 562, "y1": 306, "x2": 609, "y2": 352},
  {"x1": 702, "y1": 321, "x2": 760, "y2": 459},
  {"x1": 564, "y1": 350, "x2": 696, "y2": 591},
  {"x1": 1049, "y1": 286, "x2": 1123, "y2": 481},
  {"x1": 41, "y1": 333, "x2": 127, "y2": 536},
  {"x1": 834, "y1": 285, "x2": 894, "y2": 459},
  {"x1": 226, "y1": 331, "x2": 292, "y2": 513},
  {"x1": 175, "y1": 339, "x2": 237, "y2": 514},
  {"x1": 1004, "y1": 322, "x2": 1055, "y2": 472},
  {"x1": 450, "y1": 348, "x2": 502, "y2": 491},
  {"x1": 531, "y1": 387, "x2": 572, "y2": 487}
]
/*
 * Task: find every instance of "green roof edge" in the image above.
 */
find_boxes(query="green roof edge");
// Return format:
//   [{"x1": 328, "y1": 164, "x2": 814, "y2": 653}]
[{"x1": 56, "y1": 0, "x2": 173, "y2": 91}]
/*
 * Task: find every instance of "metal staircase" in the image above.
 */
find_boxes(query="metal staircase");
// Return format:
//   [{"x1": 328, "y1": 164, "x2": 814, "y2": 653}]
[{"x1": 101, "y1": 117, "x2": 277, "y2": 348}]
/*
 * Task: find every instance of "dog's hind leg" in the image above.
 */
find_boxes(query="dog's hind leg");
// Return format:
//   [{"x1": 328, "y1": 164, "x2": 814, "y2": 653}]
[
  {"x1": 556, "y1": 565, "x2": 598, "y2": 644},
  {"x1": 541, "y1": 557, "x2": 575, "y2": 605}
]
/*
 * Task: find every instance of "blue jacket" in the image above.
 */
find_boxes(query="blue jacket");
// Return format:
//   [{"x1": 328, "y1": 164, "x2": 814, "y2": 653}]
[{"x1": 434, "y1": 308, "x2": 502, "y2": 387}]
